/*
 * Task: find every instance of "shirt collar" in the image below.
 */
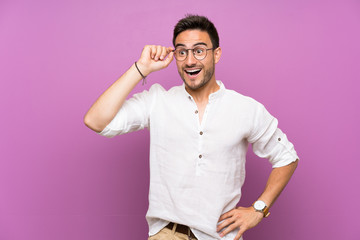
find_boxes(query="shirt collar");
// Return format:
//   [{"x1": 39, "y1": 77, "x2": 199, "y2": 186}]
[{"x1": 183, "y1": 80, "x2": 226, "y2": 102}]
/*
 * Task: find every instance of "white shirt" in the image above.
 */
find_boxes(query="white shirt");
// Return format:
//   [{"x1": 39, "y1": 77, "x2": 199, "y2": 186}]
[{"x1": 100, "y1": 81, "x2": 299, "y2": 240}]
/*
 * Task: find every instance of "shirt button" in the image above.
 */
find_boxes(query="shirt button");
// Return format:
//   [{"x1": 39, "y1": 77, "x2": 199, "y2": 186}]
[
  {"x1": 200, "y1": 131, "x2": 203, "y2": 135},
  {"x1": 199, "y1": 154, "x2": 202, "y2": 158},
  {"x1": 195, "y1": 110, "x2": 198, "y2": 114},
  {"x1": 278, "y1": 138, "x2": 281, "y2": 141}
]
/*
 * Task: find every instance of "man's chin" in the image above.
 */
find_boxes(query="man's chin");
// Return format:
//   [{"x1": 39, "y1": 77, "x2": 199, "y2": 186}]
[{"x1": 184, "y1": 79, "x2": 207, "y2": 91}]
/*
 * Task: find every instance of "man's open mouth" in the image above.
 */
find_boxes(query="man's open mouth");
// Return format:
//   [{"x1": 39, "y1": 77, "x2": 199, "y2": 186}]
[{"x1": 185, "y1": 69, "x2": 202, "y2": 77}]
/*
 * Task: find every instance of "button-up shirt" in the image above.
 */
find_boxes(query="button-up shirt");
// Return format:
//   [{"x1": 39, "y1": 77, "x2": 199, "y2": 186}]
[{"x1": 99, "y1": 81, "x2": 299, "y2": 239}]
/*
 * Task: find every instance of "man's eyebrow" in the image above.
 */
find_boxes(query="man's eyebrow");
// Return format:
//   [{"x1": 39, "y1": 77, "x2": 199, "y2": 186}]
[
  {"x1": 175, "y1": 43, "x2": 186, "y2": 48},
  {"x1": 174, "y1": 42, "x2": 208, "y2": 48},
  {"x1": 193, "y1": 42, "x2": 208, "y2": 47}
]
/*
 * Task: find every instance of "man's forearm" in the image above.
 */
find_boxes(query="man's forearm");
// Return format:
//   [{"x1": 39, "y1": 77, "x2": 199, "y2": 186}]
[
  {"x1": 217, "y1": 159, "x2": 298, "y2": 239},
  {"x1": 84, "y1": 45, "x2": 174, "y2": 133},
  {"x1": 258, "y1": 159, "x2": 299, "y2": 208},
  {"x1": 84, "y1": 63, "x2": 143, "y2": 133}
]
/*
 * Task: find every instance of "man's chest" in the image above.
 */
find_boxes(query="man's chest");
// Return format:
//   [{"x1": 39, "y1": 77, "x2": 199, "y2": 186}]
[{"x1": 149, "y1": 99, "x2": 253, "y2": 150}]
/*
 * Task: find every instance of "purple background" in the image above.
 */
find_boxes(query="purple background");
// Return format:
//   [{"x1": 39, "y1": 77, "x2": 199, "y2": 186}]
[{"x1": 1, "y1": 0, "x2": 359, "y2": 239}]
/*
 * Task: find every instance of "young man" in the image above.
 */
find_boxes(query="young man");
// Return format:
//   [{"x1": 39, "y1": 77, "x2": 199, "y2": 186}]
[{"x1": 84, "y1": 15, "x2": 299, "y2": 240}]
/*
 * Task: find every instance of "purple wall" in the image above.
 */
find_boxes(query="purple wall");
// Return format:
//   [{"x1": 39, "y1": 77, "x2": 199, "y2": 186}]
[{"x1": 1, "y1": 0, "x2": 359, "y2": 239}]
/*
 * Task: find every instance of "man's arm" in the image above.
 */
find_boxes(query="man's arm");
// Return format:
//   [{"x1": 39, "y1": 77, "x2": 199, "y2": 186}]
[
  {"x1": 84, "y1": 45, "x2": 174, "y2": 133},
  {"x1": 217, "y1": 159, "x2": 298, "y2": 240}
]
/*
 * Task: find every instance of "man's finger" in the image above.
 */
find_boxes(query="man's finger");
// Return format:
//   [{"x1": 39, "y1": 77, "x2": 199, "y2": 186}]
[
  {"x1": 163, "y1": 51, "x2": 174, "y2": 67},
  {"x1": 219, "y1": 222, "x2": 237, "y2": 238},
  {"x1": 159, "y1": 46, "x2": 167, "y2": 60},
  {"x1": 150, "y1": 45, "x2": 156, "y2": 59},
  {"x1": 234, "y1": 228, "x2": 246, "y2": 240},
  {"x1": 154, "y1": 45, "x2": 162, "y2": 60},
  {"x1": 216, "y1": 218, "x2": 233, "y2": 232},
  {"x1": 218, "y1": 210, "x2": 233, "y2": 222}
]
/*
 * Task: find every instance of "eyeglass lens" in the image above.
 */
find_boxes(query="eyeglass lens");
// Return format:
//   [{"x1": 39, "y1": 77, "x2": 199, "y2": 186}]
[{"x1": 174, "y1": 46, "x2": 208, "y2": 61}]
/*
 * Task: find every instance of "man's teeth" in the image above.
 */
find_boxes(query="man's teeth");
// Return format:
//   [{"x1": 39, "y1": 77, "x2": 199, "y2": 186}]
[
  {"x1": 186, "y1": 69, "x2": 201, "y2": 75},
  {"x1": 186, "y1": 69, "x2": 200, "y2": 73}
]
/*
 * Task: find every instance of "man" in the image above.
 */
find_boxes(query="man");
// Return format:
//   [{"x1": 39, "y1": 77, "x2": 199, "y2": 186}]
[{"x1": 84, "y1": 15, "x2": 299, "y2": 240}]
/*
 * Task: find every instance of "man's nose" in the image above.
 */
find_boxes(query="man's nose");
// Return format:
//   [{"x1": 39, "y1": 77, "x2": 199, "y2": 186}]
[{"x1": 185, "y1": 50, "x2": 197, "y2": 65}]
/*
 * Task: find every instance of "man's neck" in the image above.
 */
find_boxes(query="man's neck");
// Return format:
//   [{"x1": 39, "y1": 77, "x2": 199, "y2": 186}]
[{"x1": 185, "y1": 78, "x2": 220, "y2": 105}]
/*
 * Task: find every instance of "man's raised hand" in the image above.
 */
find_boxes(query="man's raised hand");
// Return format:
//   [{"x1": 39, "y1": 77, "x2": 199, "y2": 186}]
[{"x1": 136, "y1": 45, "x2": 174, "y2": 77}]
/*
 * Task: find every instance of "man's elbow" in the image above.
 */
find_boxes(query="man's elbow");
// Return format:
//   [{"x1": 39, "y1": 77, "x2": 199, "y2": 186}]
[{"x1": 83, "y1": 113, "x2": 104, "y2": 133}]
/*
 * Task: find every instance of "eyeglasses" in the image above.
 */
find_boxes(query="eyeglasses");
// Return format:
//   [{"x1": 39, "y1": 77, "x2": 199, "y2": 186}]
[{"x1": 172, "y1": 46, "x2": 214, "y2": 61}]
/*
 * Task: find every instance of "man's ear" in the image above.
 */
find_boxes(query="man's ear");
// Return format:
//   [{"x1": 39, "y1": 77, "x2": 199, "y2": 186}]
[{"x1": 214, "y1": 47, "x2": 222, "y2": 64}]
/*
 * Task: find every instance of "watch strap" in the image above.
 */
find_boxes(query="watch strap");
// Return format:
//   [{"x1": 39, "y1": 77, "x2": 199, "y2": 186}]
[{"x1": 263, "y1": 206, "x2": 270, "y2": 218}]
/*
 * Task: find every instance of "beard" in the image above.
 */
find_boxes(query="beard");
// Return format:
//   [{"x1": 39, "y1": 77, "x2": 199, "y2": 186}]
[{"x1": 178, "y1": 60, "x2": 215, "y2": 91}]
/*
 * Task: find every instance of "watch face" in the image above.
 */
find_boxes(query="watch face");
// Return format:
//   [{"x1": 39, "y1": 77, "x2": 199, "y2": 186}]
[{"x1": 254, "y1": 201, "x2": 266, "y2": 210}]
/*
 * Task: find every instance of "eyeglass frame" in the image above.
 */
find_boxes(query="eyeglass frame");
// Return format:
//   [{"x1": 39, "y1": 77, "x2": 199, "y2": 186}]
[{"x1": 171, "y1": 46, "x2": 215, "y2": 61}]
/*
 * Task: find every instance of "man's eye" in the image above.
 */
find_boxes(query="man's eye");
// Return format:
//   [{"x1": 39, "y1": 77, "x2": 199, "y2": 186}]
[
  {"x1": 195, "y1": 48, "x2": 204, "y2": 54},
  {"x1": 178, "y1": 50, "x2": 187, "y2": 56}
]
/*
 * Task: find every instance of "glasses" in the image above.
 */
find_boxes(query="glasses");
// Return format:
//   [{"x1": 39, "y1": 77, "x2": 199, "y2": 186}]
[{"x1": 172, "y1": 46, "x2": 214, "y2": 61}]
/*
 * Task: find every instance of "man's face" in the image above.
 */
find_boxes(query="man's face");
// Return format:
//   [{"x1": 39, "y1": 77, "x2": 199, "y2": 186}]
[{"x1": 174, "y1": 30, "x2": 220, "y2": 91}]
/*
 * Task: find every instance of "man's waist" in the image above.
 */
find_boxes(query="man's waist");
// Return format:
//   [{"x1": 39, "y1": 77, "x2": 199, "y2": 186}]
[{"x1": 165, "y1": 222, "x2": 196, "y2": 238}]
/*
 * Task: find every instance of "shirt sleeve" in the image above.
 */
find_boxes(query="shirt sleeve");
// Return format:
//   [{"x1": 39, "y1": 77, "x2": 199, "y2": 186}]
[
  {"x1": 247, "y1": 103, "x2": 299, "y2": 168},
  {"x1": 98, "y1": 84, "x2": 161, "y2": 138}
]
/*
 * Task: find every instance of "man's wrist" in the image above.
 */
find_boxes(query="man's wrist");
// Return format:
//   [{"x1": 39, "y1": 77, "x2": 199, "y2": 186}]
[
  {"x1": 135, "y1": 61, "x2": 151, "y2": 77},
  {"x1": 252, "y1": 200, "x2": 270, "y2": 218}
]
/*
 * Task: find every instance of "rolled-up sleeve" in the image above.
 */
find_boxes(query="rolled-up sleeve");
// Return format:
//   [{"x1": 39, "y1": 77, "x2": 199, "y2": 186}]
[
  {"x1": 99, "y1": 84, "x2": 161, "y2": 138},
  {"x1": 248, "y1": 104, "x2": 299, "y2": 168}
]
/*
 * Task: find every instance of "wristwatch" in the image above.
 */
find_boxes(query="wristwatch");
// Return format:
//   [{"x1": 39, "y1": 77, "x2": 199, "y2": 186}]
[{"x1": 252, "y1": 200, "x2": 270, "y2": 218}]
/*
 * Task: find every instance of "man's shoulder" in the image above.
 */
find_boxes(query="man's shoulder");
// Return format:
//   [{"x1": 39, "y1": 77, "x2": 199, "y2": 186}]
[
  {"x1": 147, "y1": 83, "x2": 183, "y2": 93},
  {"x1": 134, "y1": 83, "x2": 184, "y2": 103},
  {"x1": 223, "y1": 88, "x2": 262, "y2": 107},
  {"x1": 148, "y1": 83, "x2": 166, "y2": 92}
]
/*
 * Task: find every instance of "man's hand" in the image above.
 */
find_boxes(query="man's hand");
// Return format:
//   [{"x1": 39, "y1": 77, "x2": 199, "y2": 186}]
[
  {"x1": 217, "y1": 206, "x2": 263, "y2": 240},
  {"x1": 136, "y1": 45, "x2": 174, "y2": 77}
]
